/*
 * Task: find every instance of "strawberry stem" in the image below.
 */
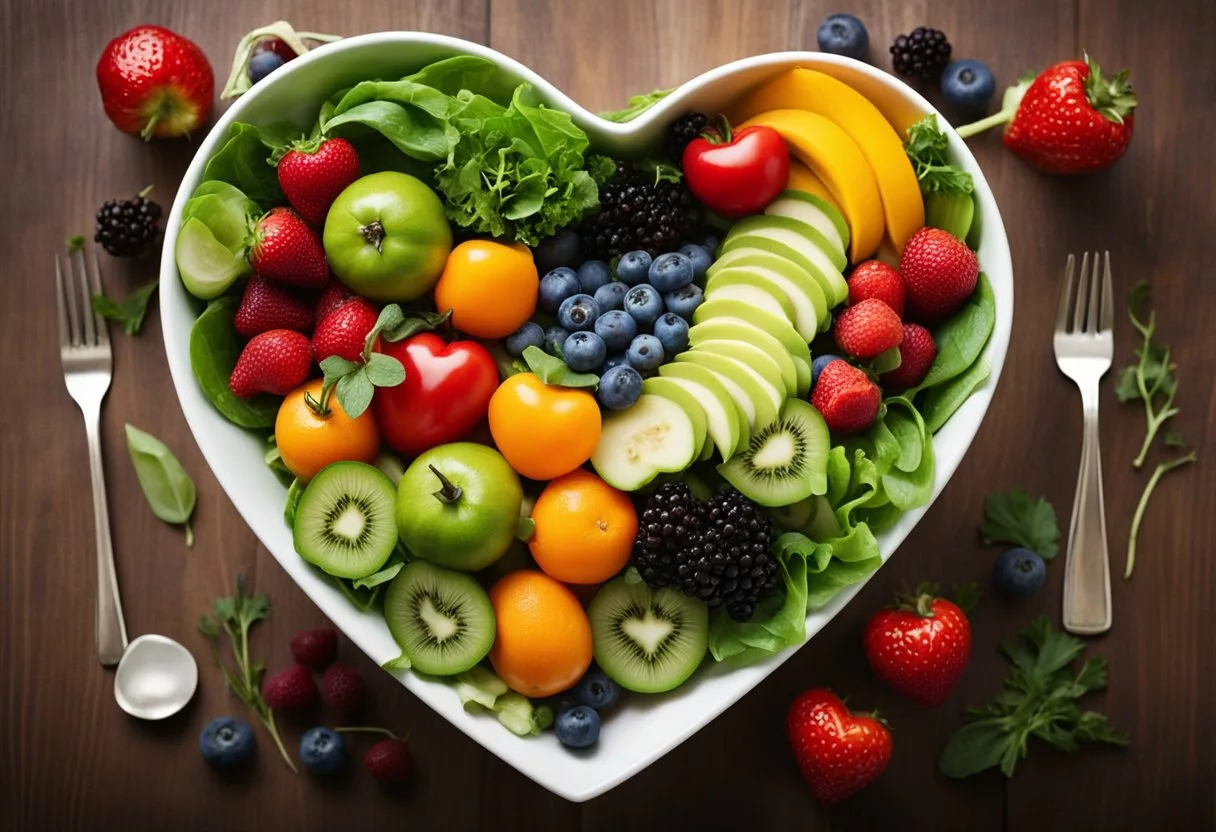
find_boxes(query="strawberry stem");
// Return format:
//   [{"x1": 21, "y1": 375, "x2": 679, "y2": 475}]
[
  {"x1": 955, "y1": 76, "x2": 1033, "y2": 139},
  {"x1": 336, "y1": 726, "x2": 401, "y2": 740}
]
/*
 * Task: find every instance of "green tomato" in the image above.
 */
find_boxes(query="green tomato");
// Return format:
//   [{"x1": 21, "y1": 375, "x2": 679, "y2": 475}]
[
  {"x1": 396, "y1": 443, "x2": 523, "y2": 572},
  {"x1": 323, "y1": 171, "x2": 452, "y2": 302}
]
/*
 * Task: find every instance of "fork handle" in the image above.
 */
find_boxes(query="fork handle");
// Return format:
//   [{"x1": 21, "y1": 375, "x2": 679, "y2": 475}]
[
  {"x1": 83, "y1": 409, "x2": 128, "y2": 664},
  {"x1": 1062, "y1": 388, "x2": 1112, "y2": 635}
]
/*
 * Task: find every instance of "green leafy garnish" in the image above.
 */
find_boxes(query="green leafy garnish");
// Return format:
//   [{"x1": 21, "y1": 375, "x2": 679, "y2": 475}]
[
  {"x1": 1117, "y1": 281, "x2": 1180, "y2": 468},
  {"x1": 67, "y1": 234, "x2": 85, "y2": 252},
  {"x1": 520, "y1": 345, "x2": 598, "y2": 389},
  {"x1": 190, "y1": 297, "x2": 279, "y2": 428},
  {"x1": 92, "y1": 279, "x2": 158, "y2": 336},
  {"x1": 449, "y1": 666, "x2": 550, "y2": 736},
  {"x1": 952, "y1": 582, "x2": 983, "y2": 615},
  {"x1": 198, "y1": 576, "x2": 296, "y2": 772},
  {"x1": 1126, "y1": 452, "x2": 1197, "y2": 578},
  {"x1": 125, "y1": 424, "x2": 196, "y2": 547},
  {"x1": 979, "y1": 489, "x2": 1059, "y2": 559},
  {"x1": 939, "y1": 617, "x2": 1128, "y2": 778},
  {"x1": 904, "y1": 116, "x2": 974, "y2": 196},
  {"x1": 598, "y1": 88, "x2": 675, "y2": 123},
  {"x1": 202, "y1": 123, "x2": 285, "y2": 207}
]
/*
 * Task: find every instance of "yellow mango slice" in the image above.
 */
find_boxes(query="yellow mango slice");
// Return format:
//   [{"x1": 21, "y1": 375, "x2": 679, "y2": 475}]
[
  {"x1": 785, "y1": 160, "x2": 839, "y2": 211},
  {"x1": 732, "y1": 69, "x2": 924, "y2": 253},
  {"x1": 740, "y1": 109, "x2": 883, "y2": 261}
]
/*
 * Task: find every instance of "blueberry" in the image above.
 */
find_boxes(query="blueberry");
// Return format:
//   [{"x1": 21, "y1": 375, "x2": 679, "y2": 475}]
[
  {"x1": 539, "y1": 267, "x2": 582, "y2": 314},
  {"x1": 577, "y1": 260, "x2": 612, "y2": 294},
  {"x1": 702, "y1": 233, "x2": 720, "y2": 253},
  {"x1": 811, "y1": 354, "x2": 843, "y2": 389},
  {"x1": 601, "y1": 353, "x2": 629, "y2": 373},
  {"x1": 941, "y1": 59, "x2": 996, "y2": 115},
  {"x1": 558, "y1": 293, "x2": 600, "y2": 332},
  {"x1": 663, "y1": 284, "x2": 704, "y2": 320},
  {"x1": 648, "y1": 252, "x2": 695, "y2": 294},
  {"x1": 678, "y1": 244, "x2": 713, "y2": 280},
  {"x1": 816, "y1": 13, "x2": 869, "y2": 60},
  {"x1": 199, "y1": 716, "x2": 255, "y2": 771},
  {"x1": 563, "y1": 331, "x2": 608, "y2": 373},
  {"x1": 543, "y1": 326, "x2": 570, "y2": 356},
  {"x1": 594, "y1": 309, "x2": 638, "y2": 352},
  {"x1": 653, "y1": 313, "x2": 690, "y2": 355},
  {"x1": 626, "y1": 334, "x2": 665, "y2": 372},
  {"x1": 249, "y1": 51, "x2": 285, "y2": 84},
  {"x1": 575, "y1": 668, "x2": 620, "y2": 711},
  {"x1": 505, "y1": 321, "x2": 545, "y2": 357},
  {"x1": 299, "y1": 727, "x2": 347, "y2": 775},
  {"x1": 993, "y1": 547, "x2": 1047, "y2": 598},
  {"x1": 594, "y1": 281, "x2": 628, "y2": 312},
  {"x1": 623, "y1": 284, "x2": 664, "y2": 329},
  {"x1": 555, "y1": 704, "x2": 600, "y2": 749},
  {"x1": 533, "y1": 229, "x2": 581, "y2": 272},
  {"x1": 616, "y1": 250, "x2": 653, "y2": 286},
  {"x1": 597, "y1": 365, "x2": 643, "y2": 410}
]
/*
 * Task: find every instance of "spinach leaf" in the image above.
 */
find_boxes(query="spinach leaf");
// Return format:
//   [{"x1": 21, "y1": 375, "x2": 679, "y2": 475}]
[
  {"x1": 202, "y1": 123, "x2": 284, "y2": 207},
  {"x1": 921, "y1": 357, "x2": 992, "y2": 433},
  {"x1": 92, "y1": 279, "x2": 158, "y2": 335},
  {"x1": 912, "y1": 273, "x2": 995, "y2": 395},
  {"x1": 879, "y1": 398, "x2": 936, "y2": 510},
  {"x1": 283, "y1": 478, "x2": 304, "y2": 528},
  {"x1": 325, "y1": 100, "x2": 457, "y2": 162},
  {"x1": 189, "y1": 296, "x2": 279, "y2": 428},
  {"x1": 125, "y1": 424, "x2": 197, "y2": 546}
]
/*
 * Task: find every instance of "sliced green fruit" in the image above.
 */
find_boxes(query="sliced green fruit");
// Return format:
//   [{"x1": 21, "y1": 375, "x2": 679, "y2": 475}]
[
  {"x1": 726, "y1": 213, "x2": 846, "y2": 272},
  {"x1": 720, "y1": 218, "x2": 848, "y2": 308},
  {"x1": 925, "y1": 191, "x2": 975, "y2": 241},
  {"x1": 687, "y1": 319, "x2": 798, "y2": 396},
  {"x1": 641, "y1": 376, "x2": 709, "y2": 457},
  {"x1": 176, "y1": 217, "x2": 251, "y2": 300},
  {"x1": 706, "y1": 247, "x2": 829, "y2": 339},
  {"x1": 293, "y1": 461, "x2": 398, "y2": 579},
  {"x1": 183, "y1": 181, "x2": 259, "y2": 251},
  {"x1": 693, "y1": 338, "x2": 790, "y2": 398},
  {"x1": 703, "y1": 268, "x2": 796, "y2": 321},
  {"x1": 657, "y1": 362, "x2": 743, "y2": 460},
  {"x1": 765, "y1": 190, "x2": 850, "y2": 263},
  {"x1": 675, "y1": 351, "x2": 780, "y2": 429},
  {"x1": 383, "y1": 559, "x2": 496, "y2": 676},
  {"x1": 591, "y1": 394, "x2": 699, "y2": 491},
  {"x1": 589, "y1": 577, "x2": 709, "y2": 694},
  {"x1": 692, "y1": 298, "x2": 812, "y2": 396},
  {"x1": 718, "y1": 398, "x2": 831, "y2": 507}
]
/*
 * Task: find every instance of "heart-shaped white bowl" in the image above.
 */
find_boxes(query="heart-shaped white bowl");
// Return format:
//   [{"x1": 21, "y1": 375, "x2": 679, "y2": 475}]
[{"x1": 161, "y1": 32, "x2": 1012, "y2": 802}]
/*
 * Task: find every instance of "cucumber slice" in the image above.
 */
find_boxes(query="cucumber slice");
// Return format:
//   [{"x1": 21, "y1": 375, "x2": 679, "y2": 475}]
[
  {"x1": 707, "y1": 248, "x2": 830, "y2": 338},
  {"x1": 703, "y1": 269, "x2": 797, "y2": 321},
  {"x1": 675, "y1": 351, "x2": 781, "y2": 429},
  {"x1": 693, "y1": 339, "x2": 791, "y2": 398},
  {"x1": 692, "y1": 298, "x2": 812, "y2": 395},
  {"x1": 657, "y1": 363, "x2": 743, "y2": 461},
  {"x1": 687, "y1": 319, "x2": 798, "y2": 395},
  {"x1": 642, "y1": 377, "x2": 709, "y2": 461},
  {"x1": 176, "y1": 217, "x2": 251, "y2": 300},
  {"x1": 719, "y1": 229, "x2": 848, "y2": 309},
  {"x1": 765, "y1": 190, "x2": 850, "y2": 262},
  {"x1": 591, "y1": 394, "x2": 698, "y2": 491},
  {"x1": 717, "y1": 398, "x2": 831, "y2": 507}
]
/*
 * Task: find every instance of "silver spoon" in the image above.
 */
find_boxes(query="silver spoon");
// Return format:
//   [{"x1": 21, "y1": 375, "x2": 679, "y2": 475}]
[{"x1": 114, "y1": 634, "x2": 199, "y2": 720}]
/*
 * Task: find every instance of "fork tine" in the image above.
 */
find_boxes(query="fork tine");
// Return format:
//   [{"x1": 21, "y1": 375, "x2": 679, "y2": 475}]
[
  {"x1": 1085, "y1": 250, "x2": 1103, "y2": 333},
  {"x1": 74, "y1": 249, "x2": 97, "y2": 346},
  {"x1": 54, "y1": 255, "x2": 71, "y2": 348},
  {"x1": 1056, "y1": 254, "x2": 1076, "y2": 333},
  {"x1": 89, "y1": 249, "x2": 109, "y2": 345},
  {"x1": 61, "y1": 251, "x2": 82, "y2": 346},
  {"x1": 1072, "y1": 252, "x2": 1090, "y2": 333},
  {"x1": 1099, "y1": 251, "x2": 1114, "y2": 332}
]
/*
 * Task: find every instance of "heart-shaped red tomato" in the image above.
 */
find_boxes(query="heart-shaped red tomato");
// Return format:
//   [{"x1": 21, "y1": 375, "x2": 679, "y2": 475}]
[{"x1": 373, "y1": 333, "x2": 498, "y2": 456}]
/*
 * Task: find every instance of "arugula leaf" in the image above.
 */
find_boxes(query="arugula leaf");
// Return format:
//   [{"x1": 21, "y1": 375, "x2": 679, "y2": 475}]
[
  {"x1": 92, "y1": 279, "x2": 158, "y2": 335},
  {"x1": 940, "y1": 617, "x2": 1127, "y2": 778},
  {"x1": 521, "y1": 346, "x2": 598, "y2": 389},
  {"x1": 980, "y1": 488, "x2": 1060, "y2": 559}
]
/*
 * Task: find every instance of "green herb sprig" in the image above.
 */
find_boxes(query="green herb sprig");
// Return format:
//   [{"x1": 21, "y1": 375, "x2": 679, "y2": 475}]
[
  {"x1": 93, "y1": 279, "x2": 158, "y2": 336},
  {"x1": 125, "y1": 424, "x2": 196, "y2": 546},
  {"x1": 979, "y1": 488, "x2": 1059, "y2": 559}
]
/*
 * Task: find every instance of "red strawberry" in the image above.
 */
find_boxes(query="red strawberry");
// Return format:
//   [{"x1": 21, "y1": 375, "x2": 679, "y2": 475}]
[
  {"x1": 313, "y1": 299, "x2": 380, "y2": 364},
  {"x1": 96, "y1": 25, "x2": 214, "y2": 139},
  {"x1": 882, "y1": 323, "x2": 937, "y2": 389},
  {"x1": 864, "y1": 588, "x2": 972, "y2": 707},
  {"x1": 278, "y1": 138, "x2": 361, "y2": 226},
  {"x1": 787, "y1": 688, "x2": 892, "y2": 806},
  {"x1": 228, "y1": 329, "x2": 312, "y2": 398},
  {"x1": 249, "y1": 208, "x2": 329, "y2": 289},
  {"x1": 848, "y1": 260, "x2": 905, "y2": 317},
  {"x1": 290, "y1": 627, "x2": 338, "y2": 670},
  {"x1": 314, "y1": 280, "x2": 355, "y2": 325},
  {"x1": 811, "y1": 359, "x2": 881, "y2": 434},
  {"x1": 262, "y1": 664, "x2": 319, "y2": 711},
  {"x1": 234, "y1": 276, "x2": 315, "y2": 337},
  {"x1": 321, "y1": 662, "x2": 366, "y2": 716},
  {"x1": 364, "y1": 738, "x2": 413, "y2": 784},
  {"x1": 899, "y1": 227, "x2": 979, "y2": 324},
  {"x1": 834, "y1": 299, "x2": 904, "y2": 359}
]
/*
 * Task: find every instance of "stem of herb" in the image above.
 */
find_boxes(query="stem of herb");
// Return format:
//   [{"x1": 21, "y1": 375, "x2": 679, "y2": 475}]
[
  {"x1": 262, "y1": 708, "x2": 298, "y2": 773},
  {"x1": 1125, "y1": 452, "x2": 1197, "y2": 579},
  {"x1": 184, "y1": 520, "x2": 194, "y2": 548}
]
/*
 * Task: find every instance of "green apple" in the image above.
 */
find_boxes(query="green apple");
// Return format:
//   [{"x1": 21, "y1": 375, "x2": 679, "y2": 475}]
[
  {"x1": 703, "y1": 268, "x2": 796, "y2": 321},
  {"x1": 692, "y1": 339, "x2": 791, "y2": 398},
  {"x1": 706, "y1": 253, "x2": 827, "y2": 340},
  {"x1": 657, "y1": 363, "x2": 743, "y2": 460},
  {"x1": 692, "y1": 298, "x2": 812, "y2": 395},
  {"x1": 323, "y1": 171, "x2": 452, "y2": 302},
  {"x1": 676, "y1": 351, "x2": 781, "y2": 429},
  {"x1": 687, "y1": 319, "x2": 798, "y2": 396},
  {"x1": 396, "y1": 442, "x2": 522, "y2": 572},
  {"x1": 591, "y1": 395, "x2": 698, "y2": 491},
  {"x1": 764, "y1": 190, "x2": 850, "y2": 264},
  {"x1": 719, "y1": 215, "x2": 848, "y2": 307}
]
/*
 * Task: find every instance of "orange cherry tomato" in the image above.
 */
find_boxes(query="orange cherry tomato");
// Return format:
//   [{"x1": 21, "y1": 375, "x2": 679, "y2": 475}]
[
  {"x1": 433, "y1": 240, "x2": 539, "y2": 339},
  {"x1": 529, "y1": 469, "x2": 638, "y2": 584},
  {"x1": 274, "y1": 379, "x2": 380, "y2": 481},
  {"x1": 487, "y1": 373, "x2": 601, "y2": 480}
]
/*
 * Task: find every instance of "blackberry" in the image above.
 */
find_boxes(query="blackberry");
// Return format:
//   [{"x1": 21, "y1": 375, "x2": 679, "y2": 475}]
[
  {"x1": 663, "y1": 112, "x2": 709, "y2": 166},
  {"x1": 94, "y1": 190, "x2": 163, "y2": 257},
  {"x1": 579, "y1": 162, "x2": 695, "y2": 259},
  {"x1": 889, "y1": 27, "x2": 952, "y2": 79},
  {"x1": 633, "y1": 482, "x2": 705, "y2": 589}
]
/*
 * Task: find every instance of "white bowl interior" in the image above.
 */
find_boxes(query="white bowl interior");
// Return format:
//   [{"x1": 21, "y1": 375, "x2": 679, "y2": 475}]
[{"x1": 160, "y1": 32, "x2": 1013, "y2": 802}]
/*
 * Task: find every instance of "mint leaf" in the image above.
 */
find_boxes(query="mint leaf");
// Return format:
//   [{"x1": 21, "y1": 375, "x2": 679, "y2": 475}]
[
  {"x1": 93, "y1": 279, "x2": 159, "y2": 335},
  {"x1": 904, "y1": 115, "x2": 974, "y2": 196},
  {"x1": 520, "y1": 345, "x2": 598, "y2": 389},
  {"x1": 382, "y1": 308, "x2": 453, "y2": 343},
  {"x1": 364, "y1": 352, "x2": 406, "y2": 387},
  {"x1": 335, "y1": 369, "x2": 375, "y2": 419},
  {"x1": 980, "y1": 488, "x2": 1059, "y2": 559}
]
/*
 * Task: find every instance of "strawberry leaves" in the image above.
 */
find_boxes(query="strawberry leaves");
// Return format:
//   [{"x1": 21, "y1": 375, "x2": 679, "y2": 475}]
[{"x1": 1082, "y1": 53, "x2": 1137, "y2": 124}]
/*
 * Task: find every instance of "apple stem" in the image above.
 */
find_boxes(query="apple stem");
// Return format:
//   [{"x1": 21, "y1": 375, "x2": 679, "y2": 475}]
[
  {"x1": 429, "y1": 465, "x2": 462, "y2": 504},
  {"x1": 360, "y1": 220, "x2": 386, "y2": 253}
]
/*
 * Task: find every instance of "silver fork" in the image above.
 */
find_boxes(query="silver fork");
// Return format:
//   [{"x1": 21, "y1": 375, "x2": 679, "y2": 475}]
[
  {"x1": 55, "y1": 248, "x2": 128, "y2": 665},
  {"x1": 1054, "y1": 252, "x2": 1114, "y2": 635}
]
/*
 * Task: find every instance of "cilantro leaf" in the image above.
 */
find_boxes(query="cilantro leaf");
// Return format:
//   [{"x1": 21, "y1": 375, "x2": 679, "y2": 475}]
[
  {"x1": 92, "y1": 279, "x2": 159, "y2": 335},
  {"x1": 980, "y1": 489, "x2": 1060, "y2": 559}
]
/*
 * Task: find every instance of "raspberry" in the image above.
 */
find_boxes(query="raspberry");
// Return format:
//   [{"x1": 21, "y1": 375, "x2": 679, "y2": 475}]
[{"x1": 290, "y1": 627, "x2": 338, "y2": 670}]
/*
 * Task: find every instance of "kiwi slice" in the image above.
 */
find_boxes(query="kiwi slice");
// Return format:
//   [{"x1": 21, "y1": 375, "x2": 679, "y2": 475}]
[
  {"x1": 384, "y1": 560, "x2": 496, "y2": 676},
  {"x1": 293, "y1": 461, "x2": 398, "y2": 579},
  {"x1": 717, "y1": 397, "x2": 830, "y2": 507},
  {"x1": 589, "y1": 577, "x2": 709, "y2": 694}
]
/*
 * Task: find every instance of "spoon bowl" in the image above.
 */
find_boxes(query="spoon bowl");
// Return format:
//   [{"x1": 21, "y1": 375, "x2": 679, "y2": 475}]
[{"x1": 114, "y1": 634, "x2": 199, "y2": 720}]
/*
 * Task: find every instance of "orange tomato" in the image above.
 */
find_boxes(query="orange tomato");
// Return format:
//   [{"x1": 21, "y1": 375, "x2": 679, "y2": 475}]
[
  {"x1": 529, "y1": 469, "x2": 638, "y2": 584},
  {"x1": 488, "y1": 570, "x2": 593, "y2": 697},
  {"x1": 433, "y1": 240, "x2": 538, "y2": 339},
  {"x1": 487, "y1": 373, "x2": 601, "y2": 480},
  {"x1": 274, "y1": 379, "x2": 380, "y2": 481}
]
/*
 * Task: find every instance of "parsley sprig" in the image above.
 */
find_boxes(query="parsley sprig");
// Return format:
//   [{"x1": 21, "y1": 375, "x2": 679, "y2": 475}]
[
  {"x1": 198, "y1": 576, "x2": 296, "y2": 772},
  {"x1": 904, "y1": 116, "x2": 974, "y2": 195},
  {"x1": 979, "y1": 489, "x2": 1060, "y2": 559}
]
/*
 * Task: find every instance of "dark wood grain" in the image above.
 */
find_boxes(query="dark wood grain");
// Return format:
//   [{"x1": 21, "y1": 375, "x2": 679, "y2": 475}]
[{"x1": 3, "y1": 0, "x2": 1213, "y2": 829}]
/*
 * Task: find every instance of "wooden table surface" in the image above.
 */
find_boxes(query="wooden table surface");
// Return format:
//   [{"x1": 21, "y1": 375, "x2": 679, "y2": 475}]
[{"x1": 3, "y1": 0, "x2": 1214, "y2": 829}]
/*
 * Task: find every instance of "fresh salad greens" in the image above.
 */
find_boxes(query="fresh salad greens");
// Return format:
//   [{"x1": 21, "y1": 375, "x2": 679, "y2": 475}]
[
  {"x1": 92, "y1": 279, "x2": 159, "y2": 336},
  {"x1": 450, "y1": 665, "x2": 553, "y2": 736},
  {"x1": 980, "y1": 488, "x2": 1060, "y2": 559},
  {"x1": 904, "y1": 115, "x2": 976, "y2": 240},
  {"x1": 520, "y1": 346, "x2": 599, "y2": 389},
  {"x1": 124, "y1": 424, "x2": 197, "y2": 547},
  {"x1": 202, "y1": 123, "x2": 285, "y2": 207},
  {"x1": 598, "y1": 88, "x2": 675, "y2": 123},
  {"x1": 189, "y1": 296, "x2": 279, "y2": 428}
]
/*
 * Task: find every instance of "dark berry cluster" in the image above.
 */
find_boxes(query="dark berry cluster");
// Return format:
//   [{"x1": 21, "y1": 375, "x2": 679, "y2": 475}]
[
  {"x1": 633, "y1": 484, "x2": 778, "y2": 621},
  {"x1": 663, "y1": 112, "x2": 709, "y2": 166},
  {"x1": 890, "y1": 27, "x2": 952, "y2": 79},
  {"x1": 94, "y1": 194, "x2": 163, "y2": 257},
  {"x1": 580, "y1": 162, "x2": 695, "y2": 259}
]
